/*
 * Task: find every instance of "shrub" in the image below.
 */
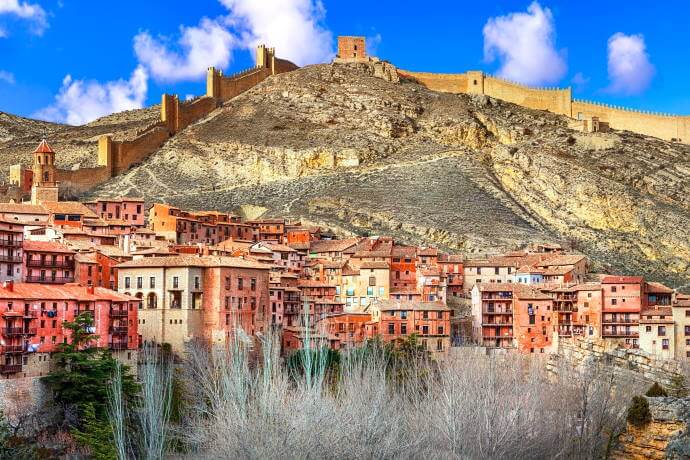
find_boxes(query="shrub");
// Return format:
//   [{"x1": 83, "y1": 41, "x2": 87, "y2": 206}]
[
  {"x1": 627, "y1": 396, "x2": 651, "y2": 427},
  {"x1": 645, "y1": 382, "x2": 668, "y2": 397}
]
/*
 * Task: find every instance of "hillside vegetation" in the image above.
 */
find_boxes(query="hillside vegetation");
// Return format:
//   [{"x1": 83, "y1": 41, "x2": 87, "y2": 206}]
[{"x1": 2, "y1": 61, "x2": 690, "y2": 287}]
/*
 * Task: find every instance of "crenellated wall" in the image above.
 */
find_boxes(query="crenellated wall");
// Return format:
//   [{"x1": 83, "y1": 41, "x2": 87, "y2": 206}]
[
  {"x1": 572, "y1": 100, "x2": 690, "y2": 142},
  {"x1": 6, "y1": 44, "x2": 302, "y2": 197},
  {"x1": 399, "y1": 69, "x2": 689, "y2": 143}
]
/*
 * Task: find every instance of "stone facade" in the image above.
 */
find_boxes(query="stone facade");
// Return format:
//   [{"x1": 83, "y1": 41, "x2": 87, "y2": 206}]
[
  {"x1": 611, "y1": 396, "x2": 690, "y2": 460},
  {"x1": 548, "y1": 337, "x2": 688, "y2": 395}
]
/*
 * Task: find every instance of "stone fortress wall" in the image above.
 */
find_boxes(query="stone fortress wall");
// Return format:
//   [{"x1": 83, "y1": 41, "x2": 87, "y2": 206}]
[
  {"x1": 12, "y1": 45, "x2": 299, "y2": 195},
  {"x1": 398, "y1": 69, "x2": 690, "y2": 144}
]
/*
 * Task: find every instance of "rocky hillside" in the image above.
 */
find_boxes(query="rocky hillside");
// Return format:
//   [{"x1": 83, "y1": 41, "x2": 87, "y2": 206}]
[
  {"x1": 3, "y1": 61, "x2": 690, "y2": 287},
  {"x1": 0, "y1": 106, "x2": 158, "y2": 172}
]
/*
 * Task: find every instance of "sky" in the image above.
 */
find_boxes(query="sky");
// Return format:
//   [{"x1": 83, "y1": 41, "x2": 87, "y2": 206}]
[{"x1": 1, "y1": 0, "x2": 689, "y2": 125}]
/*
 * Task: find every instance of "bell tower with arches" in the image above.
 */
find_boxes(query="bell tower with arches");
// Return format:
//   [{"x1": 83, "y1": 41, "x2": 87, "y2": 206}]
[{"x1": 30, "y1": 139, "x2": 59, "y2": 204}]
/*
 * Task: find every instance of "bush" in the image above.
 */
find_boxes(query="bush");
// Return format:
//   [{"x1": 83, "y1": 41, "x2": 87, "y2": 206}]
[
  {"x1": 645, "y1": 382, "x2": 668, "y2": 397},
  {"x1": 627, "y1": 396, "x2": 651, "y2": 427}
]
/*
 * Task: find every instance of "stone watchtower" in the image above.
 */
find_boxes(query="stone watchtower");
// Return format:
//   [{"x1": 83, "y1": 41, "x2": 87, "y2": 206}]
[
  {"x1": 337, "y1": 36, "x2": 366, "y2": 60},
  {"x1": 30, "y1": 139, "x2": 59, "y2": 205}
]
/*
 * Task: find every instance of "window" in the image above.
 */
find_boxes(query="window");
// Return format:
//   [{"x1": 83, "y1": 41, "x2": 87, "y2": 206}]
[
  {"x1": 611, "y1": 299, "x2": 617, "y2": 306},
  {"x1": 685, "y1": 326, "x2": 690, "y2": 336},
  {"x1": 195, "y1": 276, "x2": 200, "y2": 290},
  {"x1": 438, "y1": 326, "x2": 444, "y2": 335},
  {"x1": 367, "y1": 286, "x2": 374, "y2": 296},
  {"x1": 250, "y1": 278, "x2": 256, "y2": 291},
  {"x1": 662, "y1": 339, "x2": 669, "y2": 350},
  {"x1": 401, "y1": 323, "x2": 407, "y2": 334},
  {"x1": 423, "y1": 311, "x2": 429, "y2": 319},
  {"x1": 422, "y1": 325, "x2": 429, "y2": 335},
  {"x1": 150, "y1": 277, "x2": 155, "y2": 288},
  {"x1": 529, "y1": 315, "x2": 535, "y2": 325},
  {"x1": 388, "y1": 323, "x2": 394, "y2": 334},
  {"x1": 658, "y1": 326, "x2": 666, "y2": 336},
  {"x1": 173, "y1": 276, "x2": 179, "y2": 289},
  {"x1": 494, "y1": 267, "x2": 499, "y2": 275},
  {"x1": 611, "y1": 286, "x2": 617, "y2": 293},
  {"x1": 379, "y1": 287, "x2": 385, "y2": 296},
  {"x1": 401, "y1": 311, "x2": 407, "y2": 320},
  {"x1": 437, "y1": 339, "x2": 443, "y2": 351},
  {"x1": 124, "y1": 277, "x2": 131, "y2": 289},
  {"x1": 646, "y1": 325, "x2": 652, "y2": 332},
  {"x1": 238, "y1": 277, "x2": 243, "y2": 290},
  {"x1": 137, "y1": 277, "x2": 143, "y2": 289}
]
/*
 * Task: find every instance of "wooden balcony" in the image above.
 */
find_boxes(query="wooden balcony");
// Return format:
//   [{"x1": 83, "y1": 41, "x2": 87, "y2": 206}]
[
  {"x1": 0, "y1": 255, "x2": 22, "y2": 263},
  {"x1": 0, "y1": 364, "x2": 21, "y2": 374},
  {"x1": 26, "y1": 259, "x2": 74, "y2": 268},
  {"x1": 1, "y1": 345, "x2": 24, "y2": 353},
  {"x1": 0, "y1": 239, "x2": 22, "y2": 247},
  {"x1": 25, "y1": 276, "x2": 74, "y2": 284},
  {"x1": 110, "y1": 309, "x2": 129, "y2": 318},
  {"x1": 109, "y1": 341, "x2": 129, "y2": 351},
  {"x1": 110, "y1": 326, "x2": 128, "y2": 335}
]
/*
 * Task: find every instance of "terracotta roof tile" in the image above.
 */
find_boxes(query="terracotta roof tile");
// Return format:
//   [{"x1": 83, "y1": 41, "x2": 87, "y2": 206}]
[
  {"x1": 117, "y1": 255, "x2": 271, "y2": 270},
  {"x1": 23, "y1": 240, "x2": 75, "y2": 254},
  {"x1": 34, "y1": 139, "x2": 54, "y2": 153},
  {"x1": 42, "y1": 201, "x2": 97, "y2": 218}
]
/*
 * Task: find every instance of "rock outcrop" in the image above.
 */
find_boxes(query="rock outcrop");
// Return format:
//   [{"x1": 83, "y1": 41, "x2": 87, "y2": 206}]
[{"x1": 612, "y1": 397, "x2": 690, "y2": 459}]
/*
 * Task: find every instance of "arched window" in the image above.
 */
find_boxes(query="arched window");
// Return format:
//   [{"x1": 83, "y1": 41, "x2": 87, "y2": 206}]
[{"x1": 147, "y1": 293, "x2": 157, "y2": 309}]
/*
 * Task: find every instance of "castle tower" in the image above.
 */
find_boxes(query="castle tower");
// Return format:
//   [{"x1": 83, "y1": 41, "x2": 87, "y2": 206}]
[
  {"x1": 337, "y1": 36, "x2": 366, "y2": 60},
  {"x1": 30, "y1": 139, "x2": 59, "y2": 204}
]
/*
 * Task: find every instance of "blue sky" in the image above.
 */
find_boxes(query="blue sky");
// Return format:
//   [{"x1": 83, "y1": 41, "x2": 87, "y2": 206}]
[{"x1": 1, "y1": 0, "x2": 689, "y2": 124}]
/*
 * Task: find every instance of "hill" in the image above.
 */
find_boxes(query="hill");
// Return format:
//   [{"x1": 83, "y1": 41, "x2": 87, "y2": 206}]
[{"x1": 3, "y1": 62, "x2": 690, "y2": 287}]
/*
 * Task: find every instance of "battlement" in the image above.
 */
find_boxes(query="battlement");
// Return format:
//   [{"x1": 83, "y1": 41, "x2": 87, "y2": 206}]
[
  {"x1": 9, "y1": 44, "x2": 301, "y2": 198},
  {"x1": 398, "y1": 65, "x2": 688, "y2": 143}
]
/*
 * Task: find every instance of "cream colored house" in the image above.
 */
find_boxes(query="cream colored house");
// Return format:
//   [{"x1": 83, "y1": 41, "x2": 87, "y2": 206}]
[
  {"x1": 638, "y1": 307, "x2": 675, "y2": 360},
  {"x1": 342, "y1": 261, "x2": 390, "y2": 312},
  {"x1": 672, "y1": 294, "x2": 690, "y2": 360},
  {"x1": 117, "y1": 258, "x2": 206, "y2": 351}
]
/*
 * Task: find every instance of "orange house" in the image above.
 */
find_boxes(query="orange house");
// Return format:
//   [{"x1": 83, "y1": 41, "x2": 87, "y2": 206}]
[
  {"x1": 375, "y1": 300, "x2": 451, "y2": 356},
  {"x1": 601, "y1": 276, "x2": 645, "y2": 348},
  {"x1": 318, "y1": 312, "x2": 371, "y2": 350}
]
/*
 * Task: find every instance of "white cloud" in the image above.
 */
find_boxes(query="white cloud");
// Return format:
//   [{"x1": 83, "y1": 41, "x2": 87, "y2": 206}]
[
  {"x1": 0, "y1": 70, "x2": 14, "y2": 84},
  {"x1": 0, "y1": 0, "x2": 48, "y2": 35},
  {"x1": 571, "y1": 72, "x2": 590, "y2": 92},
  {"x1": 220, "y1": 0, "x2": 333, "y2": 66},
  {"x1": 366, "y1": 33, "x2": 382, "y2": 56},
  {"x1": 482, "y1": 1, "x2": 566, "y2": 86},
  {"x1": 0, "y1": 26, "x2": 7, "y2": 37},
  {"x1": 605, "y1": 32, "x2": 655, "y2": 95},
  {"x1": 134, "y1": 17, "x2": 234, "y2": 83},
  {"x1": 35, "y1": 66, "x2": 148, "y2": 125}
]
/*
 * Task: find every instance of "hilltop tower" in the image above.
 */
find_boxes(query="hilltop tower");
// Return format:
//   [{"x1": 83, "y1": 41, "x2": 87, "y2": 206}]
[
  {"x1": 337, "y1": 36, "x2": 366, "y2": 60},
  {"x1": 30, "y1": 139, "x2": 59, "y2": 205}
]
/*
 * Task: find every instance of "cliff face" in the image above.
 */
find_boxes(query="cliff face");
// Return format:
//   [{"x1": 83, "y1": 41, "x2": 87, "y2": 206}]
[
  {"x1": 3, "y1": 61, "x2": 690, "y2": 287},
  {"x1": 612, "y1": 397, "x2": 690, "y2": 460}
]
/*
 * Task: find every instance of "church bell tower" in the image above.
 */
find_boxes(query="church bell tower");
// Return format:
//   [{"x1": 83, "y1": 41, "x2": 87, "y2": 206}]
[{"x1": 30, "y1": 139, "x2": 59, "y2": 205}]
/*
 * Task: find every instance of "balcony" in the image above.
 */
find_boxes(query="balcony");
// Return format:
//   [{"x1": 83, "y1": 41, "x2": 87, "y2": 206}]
[
  {"x1": 3, "y1": 327, "x2": 24, "y2": 336},
  {"x1": 0, "y1": 364, "x2": 21, "y2": 374},
  {"x1": 603, "y1": 330, "x2": 639, "y2": 338},
  {"x1": 110, "y1": 309, "x2": 128, "y2": 318},
  {"x1": 0, "y1": 255, "x2": 22, "y2": 263},
  {"x1": 1, "y1": 345, "x2": 24, "y2": 353},
  {"x1": 25, "y1": 276, "x2": 74, "y2": 284},
  {"x1": 110, "y1": 326, "x2": 128, "y2": 335},
  {"x1": 0, "y1": 239, "x2": 22, "y2": 247},
  {"x1": 482, "y1": 307, "x2": 513, "y2": 315},
  {"x1": 26, "y1": 259, "x2": 74, "y2": 269},
  {"x1": 109, "y1": 341, "x2": 128, "y2": 351}
]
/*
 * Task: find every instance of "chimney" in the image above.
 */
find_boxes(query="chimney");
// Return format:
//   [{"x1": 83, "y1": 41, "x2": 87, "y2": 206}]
[{"x1": 3, "y1": 280, "x2": 13, "y2": 292}]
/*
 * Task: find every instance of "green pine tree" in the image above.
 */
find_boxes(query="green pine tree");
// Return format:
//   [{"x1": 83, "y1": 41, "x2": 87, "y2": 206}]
[
  {"x1": 42, "y1": 312, "x2": 138, "y2": 419},
  {"x1": 71, "y1": 403, "x2": 117, "y2": 460}
]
